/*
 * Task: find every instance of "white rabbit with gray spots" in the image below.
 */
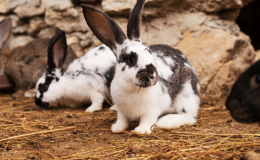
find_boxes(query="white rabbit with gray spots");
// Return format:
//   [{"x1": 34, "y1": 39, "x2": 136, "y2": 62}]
[
  {"x1": 82, "y1": 0, "x2": 200, "y2": 134},
  {"x1": 35, "y1": 31, "x2": 116, "y2": 113}
]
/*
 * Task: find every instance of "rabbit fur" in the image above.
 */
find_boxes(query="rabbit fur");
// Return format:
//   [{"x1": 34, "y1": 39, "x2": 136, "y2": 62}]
[
  {"x1": 81, "y1": 0, "x2": 200, "y2": 134},
  {"x1": 0, "y1": 18, "x2": 77, "y2": 92},
  {"x1": 35, "y1": 31, "x2": 116, "y2": 113},
  {"x1": 226, "y1": 60, "x2": 260, "y2": 123}
]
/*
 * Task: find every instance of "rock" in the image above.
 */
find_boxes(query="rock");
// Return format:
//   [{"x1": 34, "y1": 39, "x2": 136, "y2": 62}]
[
  {"x1": 244, "y1": 151, "x2": 260, "y2": 160},
  {"x1": 0, "y1": 16, "x2": 5, "y2": 22},
  {"x1": 44, "y1": 0, "x2": 73, "y2": 11},
  {"x1": 45, "y1": 8, "x2": 89, "y2": 33},
  {"x1": 140, "y1": 12, "x2": 207, "y2": 46},
  {"x1": 37, "y1": 27, "x2": 58, "y2": 39},
  {"x1": 12, "y1": 24, "x2": 28, "y2": 34},
  {"x1": 101, "y1": 0, "x2": 135, "y2": 16},
  {"x1": 24, "y1": 88, "x2": 36, "y2": 98},
  {"x1": 217, "y1": 9, "x2": 240, "y2": 21},
  {"x1": 70, "y1": 32, "x2": 88, "y2": 40},
  {"x1": 27, "y1": 18, "x2": 48, "y2": 36},
  {"x1": 8, "y1": 14, "x2": 29, "y2": 34},
  {"x1": 7, "y1": 35, "x2": 34, "y2": 50},
  {"x1": 255, "y1": 50, "x2": 260, "y2": 62},
  {"x1": 6, "y1": 0, "x2": 41, "y2": 10},
  {"x1": 0, "y1": 0, "x2": 9, "y2": 13},
  {"x1": 188, "y1": 0, "x2": 243, "y2": 13},
  {"x1": 9, "y1": 14, "x2": 20, "y2": 28},
  {"x1": 204, "y1": 20, "x2": 240, "y2": 36},
  {"x1": 13, "y1": 5, "x2": 45, "y2": 18},
  {"x1": 80, "y1": 39, "x2": 92, "y2": 48},
  {"x1": 176, "y1": 27, "x2": 255, "y2": 103},
  {"x1": 67, "y1": 36, "x2": 84, "y2": 57}
]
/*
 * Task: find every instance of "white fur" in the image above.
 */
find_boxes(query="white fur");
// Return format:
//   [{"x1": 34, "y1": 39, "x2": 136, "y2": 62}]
[
  {"x1": 152, "y1": 53, "x2": 173, "y2": 80},
  {"x1": 156, "y1": 80, "x2": 200, "y2": 129},
  {"x1": 36, "y1": 45, "x2": 116, "y2": 112},
  {"x1": 81, "y1": 3, "x2": 200, "y2": 134},
  {"x1": 111, "y1": 41, "x2": 200, "y2": 134}
]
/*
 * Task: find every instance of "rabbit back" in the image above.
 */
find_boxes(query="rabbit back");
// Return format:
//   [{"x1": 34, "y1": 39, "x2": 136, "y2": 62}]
[
  {"x1": 149, "y1": 44, "x2": 199, "y2": 103},
  {"x1": 67, "y1": 44, "x2": 116, "y2": 92}
]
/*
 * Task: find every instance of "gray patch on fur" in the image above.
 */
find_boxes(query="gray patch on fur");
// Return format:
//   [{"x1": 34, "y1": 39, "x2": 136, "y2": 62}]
[{"x1": 149, "y1": 44, "x2": 199, "y2": 105}]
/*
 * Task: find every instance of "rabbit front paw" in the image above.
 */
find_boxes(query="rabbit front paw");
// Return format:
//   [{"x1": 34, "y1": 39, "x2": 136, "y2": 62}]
[
  {"x1": 132, "y1": 126, "x2": 152, "y2": 134},
  {"x1": 111, "y1": 121, "x2": 128, "y2": 133},
  {"x1": 85, "y1": 103, "x2": 102, "y2": 113}
]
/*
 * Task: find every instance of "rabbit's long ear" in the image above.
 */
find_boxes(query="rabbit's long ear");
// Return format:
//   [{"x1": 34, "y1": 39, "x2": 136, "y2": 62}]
[
  {"x1": 0, "y1": 18, "x2": 12, "y2": 48},
  {"x1": 47, "y1": 31, "x2": 67, "y2": 70},
  {"x1": 127, "y1": 0, "x2": 145, "y2": 41},
  {"x1": 81, "y1": 4, "x2": 126, "y2": 57}
]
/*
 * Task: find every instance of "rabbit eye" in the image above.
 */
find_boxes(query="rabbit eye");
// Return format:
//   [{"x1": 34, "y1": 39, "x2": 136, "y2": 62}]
[
  {"x1": 127, "y1": 56, "x2": 136, "y2": 66},
  {"x1": 255, "y1": 75, "x2": 260, "y2": 84},
  {"x1": 250, "y1": 74, "x2": 260, "y2": 89},
  {"x1": 40, "y1": 84, "x2": 48, "y2": 92}
]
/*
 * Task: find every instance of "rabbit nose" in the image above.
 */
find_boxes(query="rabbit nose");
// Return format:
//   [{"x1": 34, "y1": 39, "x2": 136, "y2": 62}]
[{"x1": 149, "y1": 73, "x2": 155, "y2": 80}]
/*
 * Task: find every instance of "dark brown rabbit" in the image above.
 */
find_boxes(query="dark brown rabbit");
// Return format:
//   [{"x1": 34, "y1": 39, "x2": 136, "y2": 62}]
[
  {"x1": 226, "y1": 60, "x2": 260, "y2": 123},
  {"x1": 0, "y1": 18, "x2": 77, "y2": 94}
]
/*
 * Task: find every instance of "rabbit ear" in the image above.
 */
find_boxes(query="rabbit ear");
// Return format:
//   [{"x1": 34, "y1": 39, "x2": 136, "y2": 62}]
[
  {"x1": 81, "y1": 4, "x2": 126, "y2": 56},
  {"x1": 127, "y1": 0, "x2": 145, "y2": 41},
  {"x1": 0, "y1": 18, "x2": 12, "y2": 48},
  {"x1": 47, "y1": 31, "x2": 67, "y2": 70}
]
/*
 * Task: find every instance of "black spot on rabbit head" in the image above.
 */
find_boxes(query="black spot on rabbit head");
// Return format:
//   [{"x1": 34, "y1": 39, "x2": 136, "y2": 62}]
[
  {"x1": 119, "y1": 51, "x2": 138, "y2": 67},
  {"x1": 99, "y1": 46, "x2": 105, "y2": 51},
  {"x1": 35, "y1": 31, "x2": 67, "y2": 110},
  {"x1": 35, "y1": 75, "x2": 53, "y2": 109},
  {"x1": 135, "y1": 63, "x2": 158, "y2": 88},
  {"x1": 226, "y1": 60, "x2": 260, "y2": 123}
]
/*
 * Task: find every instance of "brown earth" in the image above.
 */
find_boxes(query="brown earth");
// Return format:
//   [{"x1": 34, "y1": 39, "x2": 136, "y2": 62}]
[{"x1": 0, "y1": 94, "x2": 260, "y2": 159}]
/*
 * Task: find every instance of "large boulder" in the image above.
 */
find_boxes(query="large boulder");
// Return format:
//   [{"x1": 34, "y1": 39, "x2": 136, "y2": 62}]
[{"x1": 176, "y1": 27, "x2": 255, "y2": 103}]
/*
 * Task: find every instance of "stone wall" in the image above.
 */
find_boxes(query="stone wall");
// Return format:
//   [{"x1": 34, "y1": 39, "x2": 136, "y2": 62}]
[{"x1": 0, "y1": 0, "x2": 256, "y2": 104}]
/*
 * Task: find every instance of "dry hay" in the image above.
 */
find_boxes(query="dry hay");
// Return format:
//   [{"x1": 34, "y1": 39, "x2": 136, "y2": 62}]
[{"x1": 0, "y1": 94, "x2": 260, "y2": 159}]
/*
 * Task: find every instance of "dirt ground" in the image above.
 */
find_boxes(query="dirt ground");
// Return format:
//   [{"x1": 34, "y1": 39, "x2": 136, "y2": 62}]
[{"x1": 0, "y1": 93, "x2": 260, "y2": 160}]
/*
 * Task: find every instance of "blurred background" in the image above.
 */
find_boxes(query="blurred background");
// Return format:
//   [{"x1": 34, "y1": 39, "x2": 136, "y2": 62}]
[{"x1": 0, "y1": 0, "x2": 259, "y2": 104}]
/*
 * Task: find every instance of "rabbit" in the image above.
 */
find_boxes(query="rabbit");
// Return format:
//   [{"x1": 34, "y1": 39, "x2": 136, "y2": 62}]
[
  {"x1": 35, "y1": 31, "x2": 117, "y2": 113},
  {"x1": 81, "y1": 0, "x2": 200, "y2": 134},
  {"x1": 0, "y1": 18, "x2": 77, "y2": 95},
  {"x1": 226, "y1": 60, "x2": 260, "y2": 123}
]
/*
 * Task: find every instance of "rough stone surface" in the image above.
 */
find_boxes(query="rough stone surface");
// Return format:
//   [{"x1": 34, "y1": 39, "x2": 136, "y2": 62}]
[
  {"x1": 12, "y1": 24, "x2": 28, "y2": 34},
  {"x1": 188, "y1": 0, "x2": 243, "y2": 13},
  {"x1": 67, "y1": 36, "x2": 84, "y2": 57},
  {"x1": 44, "y1": 0, "x2": 73, "y2": 11},
  {"x1": 6, "y1": 0, "x2": 41, "y2": 10},
  {"x1": 0, "y1": 16, "x2": 5, "y2": 22},
  {"x1": 6, "y1": 35, "x2": 34, "y2": 51},
  {"x1": 102, "y1": 0, "x2": 135, "y2": 16},
  {"x1": 0, "y1": 0, "x2": 9, "y2": 13},
  {"x1": 37, "y1": 27, "x2": 58, "y2": 39},
  {"x1": 255, "y1": 50, "x2": 260, "y2": 62},
  {"x1": 13, "y1": 5, "x2": 45, "y2": 18},
  {"x1": 176, "y1": 27, "x2": 255, "y2": 103},
  {"x1": 27, "y1": 18, "x2": 48, "y2": 36},
  {"x1": 140, "y1": 12, "x2": 207, "y2": 46},
  {"x1": 204, "y1": 19, "x2": 240, "y2": 36},
  {"x1": 45, "y1": 8, "x2": 89, "y2": 33}
]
